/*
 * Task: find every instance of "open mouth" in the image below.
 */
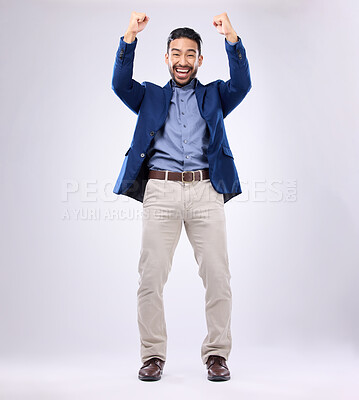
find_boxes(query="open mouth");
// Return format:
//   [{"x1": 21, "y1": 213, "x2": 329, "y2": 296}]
[{"x1": 175, "y1": 67, "x2": 191, "y2": 79}]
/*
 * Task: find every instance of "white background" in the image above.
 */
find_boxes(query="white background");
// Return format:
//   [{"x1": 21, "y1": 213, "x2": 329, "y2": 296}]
[{"x1": 1, "y1": 0, "x2": 358, "y2": 398}]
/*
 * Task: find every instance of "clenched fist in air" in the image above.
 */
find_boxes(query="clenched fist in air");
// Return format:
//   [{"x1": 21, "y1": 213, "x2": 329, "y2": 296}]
[
  {"x1": 213, "y1": 13, "x2": 238, "y2": 43},
  {"x1": 124, "y1": 12, "x2": 150, "y2": 44}
]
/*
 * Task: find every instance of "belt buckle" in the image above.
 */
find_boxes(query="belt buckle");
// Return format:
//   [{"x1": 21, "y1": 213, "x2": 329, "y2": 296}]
[{"x1": 182, "y1": 170, "x2": 195, "y2": 182}]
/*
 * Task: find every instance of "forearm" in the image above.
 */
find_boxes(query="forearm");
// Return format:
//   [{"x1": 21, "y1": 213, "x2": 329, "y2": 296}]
[
  {"x1": 111, "y1": 37, "x2": 145, "y2": 114},
  {"x1": 226, "y1": 37, "x2": 251, "y2": 91},
  {"x1": 219, "y1": 37, "x2": 251, "y2": 117}
]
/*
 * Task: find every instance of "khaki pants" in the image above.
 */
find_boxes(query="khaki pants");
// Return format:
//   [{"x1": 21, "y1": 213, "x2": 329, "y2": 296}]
[{"x1": 137, "y1": 177, "x2": 232, "y2": 365}]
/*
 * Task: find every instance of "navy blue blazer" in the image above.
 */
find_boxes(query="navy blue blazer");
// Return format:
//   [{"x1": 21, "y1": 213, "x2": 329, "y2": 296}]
[{"x1": 111, "y1": 36, "x2": 251, "y2": 203}]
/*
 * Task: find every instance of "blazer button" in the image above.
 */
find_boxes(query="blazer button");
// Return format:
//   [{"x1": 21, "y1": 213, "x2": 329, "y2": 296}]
[
  {"x1": 150, "y1": 131, "x2": 155, "y2": 136},
  {"x1": 140, "y1": 153, "x2": 145, "y2": 158}
]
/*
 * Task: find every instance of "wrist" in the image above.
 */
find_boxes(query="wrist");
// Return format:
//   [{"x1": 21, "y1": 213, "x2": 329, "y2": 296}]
[
  {"x1": 124, "y1": 31, "x2": 137, "y2": 43},
  {"x1": 225, "y1": 32, "x2": 238, "y2": 43}
]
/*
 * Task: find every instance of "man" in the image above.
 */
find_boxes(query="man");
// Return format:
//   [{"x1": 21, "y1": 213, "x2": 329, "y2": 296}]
[{"x1": 111, "y1": 11, "x2": 251, "y2": 381}]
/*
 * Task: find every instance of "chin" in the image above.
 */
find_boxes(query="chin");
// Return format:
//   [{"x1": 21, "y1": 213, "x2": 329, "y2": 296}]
[
  {"x1": 175, "y1": 79, "x2": 189, "y2": 86},
  {"x1": 174, "y1": 76, "x2": 194, "y2": 87}
]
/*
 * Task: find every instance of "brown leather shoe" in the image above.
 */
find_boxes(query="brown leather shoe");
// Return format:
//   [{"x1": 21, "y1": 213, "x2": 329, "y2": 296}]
[
  {"x1": 138, "y1": 357, "x2": 165, "y2": 381},
  {"x1": 206, "y1": 355, "x2": 231, "y2": 381}
]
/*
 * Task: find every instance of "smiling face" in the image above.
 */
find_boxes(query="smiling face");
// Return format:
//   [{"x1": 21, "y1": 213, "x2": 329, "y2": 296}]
[{"x1": 165, "y1": 37, "x2": 203, "y2": 87}]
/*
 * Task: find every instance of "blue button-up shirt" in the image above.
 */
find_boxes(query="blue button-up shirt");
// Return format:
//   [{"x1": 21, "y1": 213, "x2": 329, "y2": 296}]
[{"x1": 147, "y1": 77, "x2": 210, "y2": 172}]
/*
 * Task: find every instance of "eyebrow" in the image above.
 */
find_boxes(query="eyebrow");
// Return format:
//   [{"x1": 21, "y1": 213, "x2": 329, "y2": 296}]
[{"x1": 170, "y1": 48, "x2": 197, "y2": 53}]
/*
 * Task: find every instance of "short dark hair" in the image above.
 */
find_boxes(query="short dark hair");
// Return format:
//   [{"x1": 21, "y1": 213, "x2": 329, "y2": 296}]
[{"x1": 167, "y1": 27, "x2": 202, "y2": 55}]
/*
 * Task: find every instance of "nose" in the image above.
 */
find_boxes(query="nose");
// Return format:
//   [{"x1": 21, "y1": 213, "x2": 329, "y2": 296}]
[{"x1": 179, "y1": 54, "x2": 186, "y2": 65}]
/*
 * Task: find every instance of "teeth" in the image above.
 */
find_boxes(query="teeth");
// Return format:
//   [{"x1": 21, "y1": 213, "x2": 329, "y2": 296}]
[{"x1": 176, "y1": 68, "x2": 189, "y2": 73}]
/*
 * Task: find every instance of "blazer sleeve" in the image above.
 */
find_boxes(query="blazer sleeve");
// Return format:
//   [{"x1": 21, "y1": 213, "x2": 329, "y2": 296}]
[
  {"x1": 111, "y1": 37, "x2": 145, "y2": 114},
  {"x1": 218, "y1": 37, "x2": 252, "y2": 118}
]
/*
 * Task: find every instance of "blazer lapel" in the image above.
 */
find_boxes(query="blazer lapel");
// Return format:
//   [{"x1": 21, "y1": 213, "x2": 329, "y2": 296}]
[
  {"x1": 157, "y1": 81, "x2": 172, "y2": 130},
  {"x1": 195, "y1": 80, "x2": 206, "y2": 113},
  {"x1": 163, "y1": 81, "x2": 172, "y2": 106}
]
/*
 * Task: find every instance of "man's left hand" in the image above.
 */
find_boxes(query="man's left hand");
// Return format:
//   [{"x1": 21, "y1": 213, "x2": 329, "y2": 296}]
[{"x1": 213, "y1": 13, "x2": 238, "y2": 43}]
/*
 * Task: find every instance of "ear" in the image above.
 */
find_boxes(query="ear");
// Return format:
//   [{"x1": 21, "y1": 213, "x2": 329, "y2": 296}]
[
  {"x1": 165, "y1": 52, "x2": 169, "y2": 65},
  {"x1": 198, "y1": 54, "x2": 203, "y2": 67}
]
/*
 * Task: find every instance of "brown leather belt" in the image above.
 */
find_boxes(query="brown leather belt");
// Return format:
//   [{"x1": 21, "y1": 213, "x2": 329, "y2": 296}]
[{"x1": 148, "y1": 169, "x2": 209, "y2": 182}]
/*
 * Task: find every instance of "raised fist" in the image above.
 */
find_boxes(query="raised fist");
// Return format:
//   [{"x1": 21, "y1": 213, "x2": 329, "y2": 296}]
[
  {"x1": 213, "y1": 13, "x2": 238, "y2": 43},
  {"x1": 124, "y1": 12, "x2": 150, "y2": 43}
]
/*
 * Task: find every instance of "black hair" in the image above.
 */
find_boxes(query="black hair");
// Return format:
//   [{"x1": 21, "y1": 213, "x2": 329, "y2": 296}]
[{"x1": 167, "y1": 27, "x2": 202, "y2": 55}]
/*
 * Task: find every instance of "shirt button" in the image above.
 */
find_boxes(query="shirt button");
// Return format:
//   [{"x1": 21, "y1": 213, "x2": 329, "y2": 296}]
[
  {"x1": 180, "y1": 99, "x2": 184, "y2": 102},
  {"x1": 185, "y1": 155, "x2": 190, "y2": 159},
  {"x1": 150, "y1": 131, "x2": 155, "y2": 136},
  {"x1": 181, "y1": 112, "x2": 184, "y2": 115},
  {"x1": 183, "y1": 139, "x2": 188, "y2": 144},
  {"x1": 183, "y1": 125, "x2": 186, "y2": 128},
  {"x1": 140, "y1": 153, "x2": 145, "y2": 158}
]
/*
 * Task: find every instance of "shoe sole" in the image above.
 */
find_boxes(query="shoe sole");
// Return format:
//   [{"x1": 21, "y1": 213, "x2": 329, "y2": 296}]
[
  {"x1": 138, "y1": 375, "x2": 162, "y2": 381},
  {"x1": 208, "y1": 376, "x2": 230, "y2": 381}
]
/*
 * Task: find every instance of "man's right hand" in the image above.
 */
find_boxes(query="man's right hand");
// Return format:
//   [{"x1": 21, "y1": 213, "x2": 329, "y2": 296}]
[{"x1": 124, "y1": 12, "x2": 150, "y2": 43}]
